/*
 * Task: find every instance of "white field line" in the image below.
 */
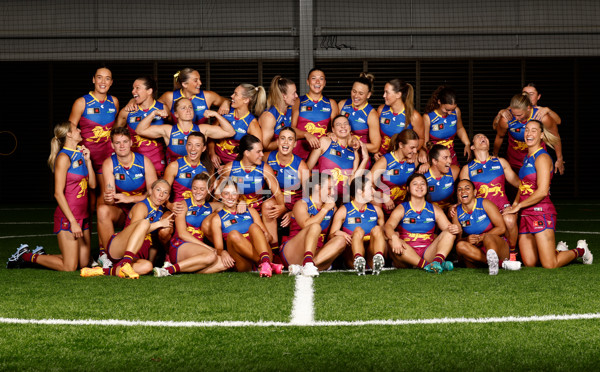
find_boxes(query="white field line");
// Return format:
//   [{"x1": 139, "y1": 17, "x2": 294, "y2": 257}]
[
  {"x1": 0, "y1": 233, "x2": 98, "y2": 239},
  {"x1": 1, "y1": 313, "x2": 599, "y2": 328},
  {"x1": 559, "y1": 219, "x2": 600, "y2": 222},
  {"x1": 556, "y1": 230, "x2": 600, "y2": 235},
  {"x1": 290, "y1": 275, "x2": 314, "y2": 325},
  {"x1": 0, "y1": 222, "x2": 53, "y2": 225}
]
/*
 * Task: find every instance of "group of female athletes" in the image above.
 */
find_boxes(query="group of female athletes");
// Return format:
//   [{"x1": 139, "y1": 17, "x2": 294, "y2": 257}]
[{"x1": 6, "y1": 66, "x2": 593, "y2": 278}]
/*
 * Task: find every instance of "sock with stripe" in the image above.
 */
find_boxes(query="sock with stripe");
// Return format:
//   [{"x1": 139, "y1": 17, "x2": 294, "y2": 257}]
[
  {"x1": 259, "y1": 252, "x2": 271, "y2": 264},
  {"x1": 166, "y1": 263, "x2": 181, "y2": 275},
  {"x1": 303, "y1": 252, "x2": 314, "y2": 265},
  {"x1": 433, "y1": 253, "x2": 446, "y2": 264}
]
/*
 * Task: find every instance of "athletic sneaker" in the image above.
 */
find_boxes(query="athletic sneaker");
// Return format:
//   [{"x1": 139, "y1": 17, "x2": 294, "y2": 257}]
[
  {"x1": 424, "y1": 261, "x2": 443, "y2": 274},
  {"x1": 117, "y1": 263, "x2": 139, "y2": 279},
  {"x1": 259, "y1": 262, "x2": 272, "y2": 277},
  {"x1": 80, "y1": 267, "x2": 104, "y2": 277},
  {"x1": 354, "y1": 256, "x2": 366, "y2": 276},
  {"x1": 372, "y1": 253, "x2": 385, "y2": 275},
  {"x1": 270, "y1": 262, "x2": 283, "y2": 275},
  {"x1": 487, "y1": 250, "x2": 499, "y2": 276},
  {"x1": 162, "y1": 261, "x2": 173, "y2": 269},
  {"x1": 578, "y1": 240, "x2": 593, "y2": 265},
  {"x1": 32, "y1": 246, "x2": 46, "y2": 255},
  {"x1": 97, "y1": 252, "x2": 112, "y2": 269},
  {"x1": 502, "y1": 260, "x2": 522, "y2": 271},
  {"x1": 556, "y1": 241, "x2": 568, "y2": 252},
  {"x1": 441, "y1": 261, "x2": 454, "y2": 272},
  {"x1": 6, "y1": 244, "x2": 30, "y2": 269},
  {"x1": 288, "y1": 264, "x2": 302, "y2": 276},
  {"x1": 302, "y1": 262, "x2": 320, "y2": 277},
  {"x1": 153, "y1": 267, "x2": 171, "y2": 278}
]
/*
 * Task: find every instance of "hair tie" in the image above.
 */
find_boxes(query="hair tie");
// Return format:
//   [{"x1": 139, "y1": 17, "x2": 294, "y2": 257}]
[
  {"x1": 173, "y1": 71, "x2": 181, "y2": 80},
  {"x1": 255, "y1": 87, "x2": 259, "y2": 91}
]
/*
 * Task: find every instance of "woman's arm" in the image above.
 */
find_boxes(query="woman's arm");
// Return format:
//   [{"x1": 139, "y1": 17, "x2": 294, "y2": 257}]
[
  {"x1": 455, "y1": 107, "x2": 471, "y2": 160},
  {"x1": 505, "y1": 153, "x2": 553, "y2": 214},
  {"x1": 366, "y1": 109, "x2": 381, "y2": 153},
  {"x1": 306, "y1": 137, "x2": 329, "y2": 170},
  {"x1": 200, "y1": 110, "x2": 235, "y2": 139},
  {"x1": 259, "y1": 110, "x2": 278, "y2": 151},
  {"x1": 493, "y1": 117, "x2": 509, "y2": 157},
  {"x1": 135, "y1": 109, "x2": 171, "y2": 143},
  {"x1": 292, "y1": 199, "x2": 335, "y2": 229},
  {"x1": 68, "y1": 97, "x2": 85, "y2": 130},
  {"x1": 54, "y1": 153, "x2": 83, "y2": 238},
  {"x1": 328, "y1": 205, "x2": 351, "y2": 245}
]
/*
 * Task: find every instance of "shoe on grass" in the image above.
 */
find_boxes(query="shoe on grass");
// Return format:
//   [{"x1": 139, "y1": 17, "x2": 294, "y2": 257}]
[
  {"x1": 80, "y1": 267, "x2": 104, "y2": 277},
  {"x1": 288, "y1": 264, "x2": 302, "y2": 276},
  {"x1": 372, "y1": 253, "x2": 385, "y2": 275},
  {"x1": 441, "y1": 261, "x2": 454, "y2": 272},
  {"x1": 487, "y1": 250, "x2": 499, "y2": 276},
  {"x1": 354, "y1": 256, "x2": 366, "y2": 276},
  {"x1": 556, "y1": 241, "x2": 568, "y2": 252},
  {"x1": 302, "y1": 262, "x2": 320, "y2": 277},
  {"x1": 153, "y1": 267, "x2": 171, "y2": 278},
  {"x1": 6, "y1": 244, "x2": 30, "y2": 269},
  {"x1": 578, "y1": 240, "x2": 593, "y2": 265},
  {"x1": 259, "y1": 262, "x2": 272, "y2": 278},
  {"x1": 424, "y1": 261, "x2": 443, "y2": 274},
  {"x1": 118, "y1": 263, "x2": 139, "y2": 279}
]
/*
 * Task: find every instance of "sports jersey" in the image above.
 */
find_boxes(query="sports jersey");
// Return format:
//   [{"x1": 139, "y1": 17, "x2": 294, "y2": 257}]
[
  {"x1": 172, "y1": 157, "x2": 208, "y2": 202},
  {"x1": 215, "y1": 109, "x2": 256, "y2": 163},
  {"x1": 284, "y1": 197, "x2": 334, "y2": 249},
  {"x1": 229, "y1": 160, "x2": 266, "y2": 209},
  {"x1": 380, "y1": 152, "x2": 416, "y2": 205},
  {"x1": 79, "y1": 92, "x2": 118, "y2": 172},
  {"x1": 466, "y1": 156, "x2": 510, "y2": 211},
  {"x1": 218, "y1": 208, "x2": 254, "y2": 239},
  {"x1": 165, "y1": 123, "x2": 201, "y2": 164},
  {"x1": 126, "y1": 100, "x2": 166, "y2": 174},
  {"x1": 317, "y1": 140, "x2": 355, "y2": 195},
  {"x1": 124, "y1": 197, "x2": 165, "y2": 260},
  {"x1": 456, "y1": 198, "x2": 493, "y2": 235},
  {"x1": 294, "y1": 94, "x2": 332, "y2": 159},
  {"x1": 171, "y1": 89, "x2": 208, "y2": 124},
  {"x1": 111, "y1": 152, "x2": 146, "y2": 196},
  {"x1": 379, "y1": 105, "x2": 412, "y2": 154},
  {"x1": 265, "y1": 105, "x2": 292, "y2": 139},
  {"x1": 427, "y1": 109, "x2": 459, "y2": 166},
  {"x1": 397, "y1": 200, "x2": 436, "y2": 249},
  {"x1": 518, "y1": 148, "x2": 556, "y2": 216},
  {"x1": 341, "y1": 201, "x2": 378, "y2": 236},
  {"x1": 53, "y1": 147, "x2": 90, "y2": 221},
  {"x1": 340, "y1": 99, "x2": 374, "y2": 144},
  {"x1": 507, "y1": 106, "x2": 542, "y2": 170},
  {"x1": 425, "y1": 167, "x2": 455, "y2": 210},
  {"x1": 180, "y1": 198, "x2": 212, "y2": 240},
  {"x1": 267, "y1": 151, "x2": 302, "y2": 210}
]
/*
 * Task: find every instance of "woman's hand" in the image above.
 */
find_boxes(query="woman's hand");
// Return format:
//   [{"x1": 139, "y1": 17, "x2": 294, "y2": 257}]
[{"x1": 220, "y1": 250, "x2": 236, "y2": 268}]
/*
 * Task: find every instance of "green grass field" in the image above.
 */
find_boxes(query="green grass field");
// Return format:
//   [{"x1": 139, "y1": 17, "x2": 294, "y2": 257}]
[{"x1": 1, "y1": 202, "x2": 599, "y2": 371}]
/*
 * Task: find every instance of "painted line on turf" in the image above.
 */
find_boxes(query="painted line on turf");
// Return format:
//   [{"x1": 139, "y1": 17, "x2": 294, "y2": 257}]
[
  {"x1": 556, "y1": 230, "x2": 600, "y2": 235},
  {"x1": 0, "y1": 222, "x2": 53, "y2": 225},
  {"x1": 559, "y1": 219, "x2": 600, "y2": 222},
  {"x1": 2, "y1": 313, "x2": 600, "y2": 328},
  {"x1": 290, "y1": 275, "x2": 314, "y2": 325},
  {"x1": 0, "y1": 232, "x2": 98, "y2": 239}
]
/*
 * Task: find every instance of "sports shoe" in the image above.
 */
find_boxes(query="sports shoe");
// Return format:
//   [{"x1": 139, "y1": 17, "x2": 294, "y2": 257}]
[
  {"x1": 372, "y1": 253, "x2": 385, "y2": 275},
  {"x1": 578, "y1": 240, "x2": 593, "y2": 265},
  {"x1": 80, "y1": 267, "x2": 104, "y2": 277},
  {"x1": 556, "y1": 241, "x2": 568, "y2": 252},
  {"x1": 270, "y1": 262, "x2": 283, "y2": 275},
  {"x1": 97, "y1": 252, "x2": 113, "y2": 269},
  {"x1": 487, "y1": 249, "x2": 499, "y2": 276},
  {"x1": 259, "y1": 262, "x2": 272, "y2": 277},
  {"x1": 288, "y1": 264, "x2": 302, "y2": 276},
  {"x1": 153, "y1": 267, "x2": 171, "y2": 277},
  {"x1": 6, "y1": 244, "x2": 30, "y2": 269},
  {"x1": 302, "y1": 262, "x2": 320, "y2": 277},
  {"x1": 162, "y1": 261, "x2": 173, "y2": 269},
  {"x1": 424, "y1": 261, "x2": 443, "y2": 274},
  {"x1": 354, "y1": 256, "x2": 366, "y2": 276},
  {"x1": 502, "y1": 260, "x2": 522, "y2": 271},
  {"x1": 441, "y1": 261, "x2": 454, "y2": 272},
  {"x1": 32, "y1": 246, "x2": 46, "y2": 255},
  {"x1": 117, "y1": 263, "x2": 139, "y2": 279}
]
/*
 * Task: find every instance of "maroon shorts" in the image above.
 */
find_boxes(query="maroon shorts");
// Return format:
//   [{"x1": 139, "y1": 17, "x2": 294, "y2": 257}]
[
  {"x1": 519, "y1": 214, "x2": 556, "y2": 234},
  {"x1": 54, "y1": 217, "x2": 90, "y2": 234}
]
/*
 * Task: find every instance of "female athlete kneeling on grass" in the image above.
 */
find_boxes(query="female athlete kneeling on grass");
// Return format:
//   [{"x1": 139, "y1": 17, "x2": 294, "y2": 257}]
[
  {"x1": 502, "y1": 120, "x2": 592, "y2": 268},
  {"x1": 8, "y1": 122, "x2": 96, "y2": 271},
  {"x1": 81, "y1": 179, "x2": 174, "y2": 279},
  {"x1": 208, "y1": 179, "x2": 283, "y2": 277},
  {"x1": 153, "y1": 173, "x2": 228, "y2": 277},
  {"x1": 452, "y1": 179, "x2": 508, "y2": 275},
  {"x1": 280, "y1": 174, "x2": 346, "y2": 277},
  {"x1": 329, "y1": 176, "x2": 385, "y2": 275},
  {"x1": 379, "y1": 173, "x2": 459, "y2": 274}
]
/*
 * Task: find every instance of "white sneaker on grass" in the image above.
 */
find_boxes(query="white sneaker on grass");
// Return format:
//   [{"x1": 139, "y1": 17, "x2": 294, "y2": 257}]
[
  {"x1": 578, "y1": 240, "x2": 593, "y2": 265},
  {"x1": 487, "y1": 249, "x2": 499, "y2": 276},
  {"x1": 288, "y1": 264, "x2": 302, "y2": 276},
  {"x1": 302, "y1": 262, "x2": 319, "y2": 277},
  {"x1": 98, "y1": 252, "x2": 112, "y2": 269},
  {"x1": 556, "y1": 241, "x2": 568, "y2": 252},
  {"x1": 153, "y1": 267, "x2": 171, "y2": 277},
  {"x1": 502, "y1": 260, "x2": 522, "y2": 271},
  {"x1": 372, "y1": 253, "x2": 385, "y2": 275},
  {"x1": 354, "y1": 256, "x2": 366, "y2": 276}
]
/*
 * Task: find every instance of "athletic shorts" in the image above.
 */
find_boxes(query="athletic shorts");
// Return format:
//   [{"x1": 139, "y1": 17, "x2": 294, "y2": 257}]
[
  {"x1": 519, "y1": 214, "x2": 556, "y2": 234},
  {"x1": 279, "y1": 234, "x2": 325, "y2": 268},
  {"x1": 54, "y1": 217, "x2": 90, "y2": 234},
  {"x1": 106, "y1": 233, "x2": 151, "y2": 264}
]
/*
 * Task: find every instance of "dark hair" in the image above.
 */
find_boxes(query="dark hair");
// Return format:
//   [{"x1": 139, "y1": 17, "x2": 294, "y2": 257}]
[
  {"x1": 135, "y1": 76, "x2": 157, "y2": 99},
  {"x1": 187, "y1": 132, "x2": 214, "y2": 175},
  {"x1": 524, "y1": 82, "x2": 538, "y2": 92},
  {"x1": 94, "y1": 65, "x2": 111, "y2": 76},
  {"x1": 387, "y1": 79, "x2": 415, "y2": 126},
  {"x1": 425, "y1": 85, "x2": 457, "y2": 113},
  {"x1": 457, "y1": 178, "x2": 475, "y2": 190},
  {"x1": 405, "y1": 173, "x2": 429, "y2": 200},
  {"x1": 235, "y1": 134, "x2": 262, "y2": 161},
  {"x1": 390, "y1": 128, "x2": 419, "y2": 153},
  {"x1": 307, "y1": 67, "x2": 325, "y2": 78},
  {"x1": 428, "y1": 144, "x2": 450, "y2": 164},
  {"x1": 348, "y1": 175, "x2": 370, "y2": 200},
  {"x1": 192, "y1": 172, "x2": 214, "y2": 192},
  {"x1": 110, "y1": 126, "x2": 131, "y2": 140},
  {"x1": 279, "y1": 126, "x2": 297, "y2": 140},
  {"x1": 354, "y1": 72, "x2": 375, "y2": 93},
  {"x1": 173, "y1": 97, "x2": 192, "y2": 112}
]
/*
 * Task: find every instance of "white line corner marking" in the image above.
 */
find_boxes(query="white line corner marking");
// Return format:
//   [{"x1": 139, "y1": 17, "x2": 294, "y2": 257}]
[{"x1": 290, "y1": 275, "x2": 315, "y2": 325}]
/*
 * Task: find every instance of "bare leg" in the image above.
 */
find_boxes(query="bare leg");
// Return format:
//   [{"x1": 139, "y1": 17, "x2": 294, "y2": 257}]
[{"x1": 261, "y1": 199, "x2": 280, "y2": 246}]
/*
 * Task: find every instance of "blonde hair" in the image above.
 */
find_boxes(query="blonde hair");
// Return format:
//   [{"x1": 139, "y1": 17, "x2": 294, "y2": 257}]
[
  {"x1": 529, "y1": 120, "x2": 559, "y2": 150},
  {"x1": 47, "y1": 121, "x2": 71, "y2": 172},
  {"x1": 240, "y1": 84, "x2": 267, "y2": 117},
  {"x1": 509, "y1": 93, "x2": 532, "y2": 111},
  {"x1": 267, "y1": 75, "x2": 295, "y2": 110},
  {"x1": 173, "y1": 68, "x2": 198, "y2": 90}
]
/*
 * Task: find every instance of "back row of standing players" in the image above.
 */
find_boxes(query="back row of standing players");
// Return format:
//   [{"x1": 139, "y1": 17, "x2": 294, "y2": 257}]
[{"x1": 11, "y1": 65, "x2": 592, "y2": 278}]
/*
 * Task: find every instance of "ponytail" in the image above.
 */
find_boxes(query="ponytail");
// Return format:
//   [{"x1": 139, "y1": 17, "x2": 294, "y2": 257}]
[
  {"x1": 47, "y1": 121, "x2": 71, "y2": 172},
  {"x1": 425, "y1": 85, "x2": 457, "y2": 113}
]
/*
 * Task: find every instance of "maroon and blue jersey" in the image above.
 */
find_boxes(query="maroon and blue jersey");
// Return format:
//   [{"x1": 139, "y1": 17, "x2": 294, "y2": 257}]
[
  {"x1": 218, "y1": 208, "x2": 254, "y2": 239},
  {"x1": 267, "y1": 151, "x2": 302, "y2": 210},
  {"x1": 425, "y1": 168, "x2": 455, "y2": 210},
  {"x1": 166, "y1": 123, "x2": 201, "y2": 164},
  {"x1": 215, "y1": 109, "x2": 256, "y2": 163},
  {"x1": 230, "y1": 160, "x2": 266, "y2": 210},
  {"x1": 467, "y1": 156, "x2": 510, "y2": 212},
  {"x1": 294, "y1": 94, "x2": 332, "y2": 159},
  {"x1": 341, "y1": 202, "x2": 379, "y2": 236},
  {"x1": 317, "y1": 140, "x2": 355, "y2": 195},
  {"x1": 507, "y1": 106, "x2": 543, "y2": 170},
  {"x1": 518, "y1": 148, "x2": 556, "y2": 216},
  {"x1": 340, "y1": 99, "x2": 374, "y2": 144},
  {"x1": 285, "y1": 197, "x2": 334, "y2": 248},
  {"x1": 427, "y1": 109, "x2": 459, "y2": 166},
  {"x1": 397, "y1": 201, "x2": 436, "y2": 249},
  {"x1": 111, "y1": 152, "x2": 147, "y2": 197},
  {"x1": 379, "y1": 106, "x2": 412, "y2": 154},
  {"x1": 456, "y1": 198, "x2": 493, "y2": 235},
  {"x1": 172, "y1": 157, "x2": 208, "y2": 202},
  {"x1": 181, "y1": 198, "x2": 212, "y2": 240},
  {"x1": 79, "y1": 93, "x2": 118, "y2": 172},
  {"x1": 265, "y1": 105, "x2": 292, "y2": 139},
  {"x1": 124, "y1": 197, "x2": 165, "y2": 259},
  {"x1": 380, "y1": 152, "x2": 416, "y2": 205},
  {"x1": 126, "y1": 100, "x2": 166, "y2": 175},
  {"x1": 53, "y1": 147, "x2": 90, "y2": 221},
  {"x1": 171, "y1": 89, "x2": 208, "y2": 124}
]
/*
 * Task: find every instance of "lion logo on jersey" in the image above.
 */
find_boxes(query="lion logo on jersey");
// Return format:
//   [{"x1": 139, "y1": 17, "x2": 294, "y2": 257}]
[
  {"x1": 218, "y1": 139, "x2": 237, "y2": 154},
  {"x1": 330, "y1": 168, "x2": 348, "y2": 185},
  {"x1": 406, "y1": 232, "x2": 430, "y2": 242},
  {"x1": 76, "y1": 178, "x2": 88, "y2": 199},
  {"x1": 390, "y1": 186, "x2": 407, "y2": 202},
  {"x1": 305, "y1": 122, "x2": 327, "y2": 136},
  {"x1": 187, "y1": 226, "x2": 204, "y2": 239},
  {"x1": 437, "y1": 139, "x2": 453, "y2": 148},
  {"x1": 478, "y1": 183, "x2": 504, "y2": 198},
  {"x1": 87, "y1": 125, "x2": 111, "y2": 143},
  {"x1": 382, "y1": 136, "x2": 391, "y2": 151},
  {"x1": 182, "y1": 190, "x2": 193, "y2": 199},
  {"x1": 135, "y1": 134, "x2": 157, "y2": 148},
  {"x1": 513, "y1": 141, "x2": 528, "y2": 151},
  {"x1": 519, "y1": 183, "x2": 534, "y2": 195}
]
